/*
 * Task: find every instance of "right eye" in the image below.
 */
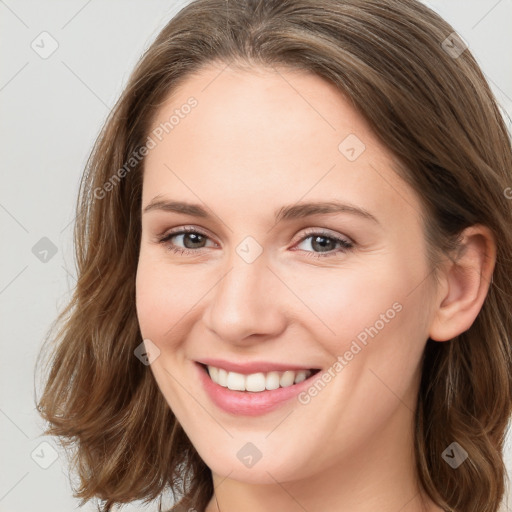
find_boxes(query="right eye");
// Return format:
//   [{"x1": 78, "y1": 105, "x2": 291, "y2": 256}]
[{"x1": 158, "y1": 227, "x2": 217, "y2": 255}]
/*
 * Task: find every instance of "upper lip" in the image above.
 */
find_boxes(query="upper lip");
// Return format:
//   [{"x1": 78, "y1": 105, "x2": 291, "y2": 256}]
[{"x1": 196, "y1": 358, "x2": 319, "y2": 375}]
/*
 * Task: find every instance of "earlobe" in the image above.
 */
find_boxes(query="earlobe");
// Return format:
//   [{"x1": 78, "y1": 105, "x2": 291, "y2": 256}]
[{"x1": 428, "y1": 225, "x2": 496, "y2": 342}]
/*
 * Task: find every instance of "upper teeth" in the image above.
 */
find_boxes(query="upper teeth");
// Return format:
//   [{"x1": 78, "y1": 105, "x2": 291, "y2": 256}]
[{"x1": 207, "y1": 365, "x2": 313, "y2": 392}]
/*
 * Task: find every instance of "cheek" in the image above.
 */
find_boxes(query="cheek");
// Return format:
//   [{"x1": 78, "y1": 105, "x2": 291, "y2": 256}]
[
  {"x1": 325, "y1": 273, "x2": 431, "y2": 418},
  {"x1": 135, "y1": 254, "x2": 196, "y2": 344},
  {"x1": 281, "y1": 259, "x2": 411, "y2": 344},
  {"x1": 292, "y1": 257, "x2": 430, "y2": 382}
]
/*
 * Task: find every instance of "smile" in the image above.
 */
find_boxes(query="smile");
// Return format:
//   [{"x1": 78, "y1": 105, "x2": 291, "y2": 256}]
[
  {"x1": 205, "y1": 364, "x2": 319, "y2": 392},
  {"x1": 196, "y1": 362, "x2": 322, "y2": 416}
]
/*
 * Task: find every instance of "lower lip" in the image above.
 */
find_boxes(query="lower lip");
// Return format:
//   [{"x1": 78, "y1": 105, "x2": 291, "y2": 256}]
[{"x1": 195, "y1": 362, "x2": 320, "y2": 416}]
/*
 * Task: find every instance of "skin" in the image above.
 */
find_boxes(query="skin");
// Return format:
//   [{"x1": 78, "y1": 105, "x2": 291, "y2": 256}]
[{"x1": 135, "y1": 62, "x2": 496, "y2": 512}]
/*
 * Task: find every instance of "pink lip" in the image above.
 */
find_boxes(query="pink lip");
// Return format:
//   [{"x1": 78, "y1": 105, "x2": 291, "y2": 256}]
[
  {"x1": 195, "y1": 362, "x2": 320, "y2": 416},
  {"x1": 196, "y1": 357, "x2": 317, "y2": 374}
]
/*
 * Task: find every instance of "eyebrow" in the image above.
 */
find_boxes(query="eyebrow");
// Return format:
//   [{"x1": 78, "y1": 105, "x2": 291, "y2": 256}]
[{"x1": 143, "y1": 198, "x2": 380, "y2": 225}]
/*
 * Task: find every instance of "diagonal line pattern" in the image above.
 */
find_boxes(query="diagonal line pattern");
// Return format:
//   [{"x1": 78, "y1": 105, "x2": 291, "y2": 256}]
[
  {"x1": 265, "y1": 471, "x2": 309, "y2": 511},
  {"x1": 163, "y1": 267, "x2": 234, "y2": 337},
  {"x1": 61, "y1": 0, "x2": 94, "y2": 29},
  {"x1": 201, "y1": 59, "x2": 235, "y2": 93},
  {"x1": 265, "y1": 266, "x2": 336, "y2": 336},
  {"x1": 164, "y1": 163, "x2": 234, "y2": 233},
  {"x1": 0, "y1": 62, "x2": 29, "y2": 92},
  {"x1": 264, "y1": 409, "x2": 295, "y2": 439},
  {"x1": 162, "y1": 366, "x2": 234, "y2": 438},
  {"x1": 266, "y1": 164, "x2": 337, "y2": 234},
  {"x1": 368, "y1": 367, "x2": 414, "y2": 413},
  {"x1": 483, "y1": 71, "x2": 512, "y2": 105},
  {"x1": 213, "y1": 470, "x2": 234, "y2": 510},
  {"x1": 405, "y1": 266, "x2": 438, "y2": 298},
  {"x1": 471, "y1": 0, "x2": 505, "y2": 30},
  {"x1": 61, "y1": 61, "x2": 110, "y2": 110},
  {"x1": 60, "y1": 208, "x2": 85, "y2": 234},
  {"x1": 396, "y1": 491, "x2": 421, "y2": 511},
  {"x1": 0, "y1": 472, "x2": 29, "y2": 502},
  {"x1": 272, "y1": 65, "x2": 337, "y2": 131},
  {"x1": 0, "y1": 265, "x2": 28, "y2": 296},
  {"x1": 0, "y1": 202, "x2": 29, "y2": 232},
  {"x1": 0, "y1": 0, "x2": 29, "y2": 28},
  {"x1": 61, "y1": 265, "x2": 77, "y2": 283},
  {"x1": 0, "y1": 408, "x2": 30, "y2": 439},
  {"x1": 369, "y1": 162, "x2": 422, "y2": 217}
]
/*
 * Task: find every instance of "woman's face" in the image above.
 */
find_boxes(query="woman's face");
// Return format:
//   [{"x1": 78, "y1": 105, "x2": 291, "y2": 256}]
[{"x1": 136, "y1": 62, "x2": 439, "y2": 483}]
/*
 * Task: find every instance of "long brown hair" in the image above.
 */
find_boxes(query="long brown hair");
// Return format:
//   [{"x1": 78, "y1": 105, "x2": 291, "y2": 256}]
[{"x1": 35, "y1": 1, "x2": 512, "y2": 511}]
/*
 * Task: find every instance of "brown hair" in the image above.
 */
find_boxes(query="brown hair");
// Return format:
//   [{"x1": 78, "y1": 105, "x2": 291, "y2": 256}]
[{"x1": 35, "y1": 1, "x2": 512, "y2": 511}]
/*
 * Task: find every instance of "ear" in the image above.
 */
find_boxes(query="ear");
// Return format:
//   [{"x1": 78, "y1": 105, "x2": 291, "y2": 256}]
[{"x1": 428, "y1": 225, "x2": 496, "y2": 342}]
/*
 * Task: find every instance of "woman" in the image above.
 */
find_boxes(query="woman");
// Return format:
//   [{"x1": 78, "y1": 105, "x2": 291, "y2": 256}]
[{"x1": 36, "y1": 1, "x2": 512, "y2": 511}]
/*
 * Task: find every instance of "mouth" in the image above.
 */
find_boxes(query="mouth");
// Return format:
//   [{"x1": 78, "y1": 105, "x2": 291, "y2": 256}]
[
  {"x1": 198, "y1": 362, "x2": 322, "y2": 393},
  {"x1": 195, "y1": 361, "x2": 323, "y2": 416}
]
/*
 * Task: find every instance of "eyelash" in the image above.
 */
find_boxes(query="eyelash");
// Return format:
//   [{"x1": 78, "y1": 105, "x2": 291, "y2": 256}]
[{"x1": 157, "y1": 226, "x2": 354, "y2": 259}]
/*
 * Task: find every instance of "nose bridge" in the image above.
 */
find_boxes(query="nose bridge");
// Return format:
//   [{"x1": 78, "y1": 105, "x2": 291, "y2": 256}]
[{"x1": 204, "y1": 248, "x2": 285, "y2": 342}]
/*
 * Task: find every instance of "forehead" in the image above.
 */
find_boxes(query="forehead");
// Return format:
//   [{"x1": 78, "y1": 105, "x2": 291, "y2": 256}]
[
  {"x1": 148, "y1": 62, "x2": 383, "y2": 158},
  {"x1": 141, "y1": 63, "x2": 421, "y2": 229}
]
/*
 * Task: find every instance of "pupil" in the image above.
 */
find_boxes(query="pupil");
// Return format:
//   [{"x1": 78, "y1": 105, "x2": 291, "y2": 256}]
[
  {"x1": 184, "y1": 233, "x2": 205, "y2": 249},
  {"x1": 312, "y1": 235, "x2": 334, "y2": 252}
]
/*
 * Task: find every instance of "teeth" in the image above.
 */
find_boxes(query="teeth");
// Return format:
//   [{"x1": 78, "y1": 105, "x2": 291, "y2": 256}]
[{"x1": 206, "y1": 365, "x2": 313, "y2": 392}]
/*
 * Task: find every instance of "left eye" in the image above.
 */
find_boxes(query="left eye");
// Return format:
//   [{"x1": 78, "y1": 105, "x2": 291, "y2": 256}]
[
  {"x1": 157, "y1": 228, "x2": 354, "y2": 258},
  {"x1": 294, "y1": 233, "x2": 354, "y2": 258}
]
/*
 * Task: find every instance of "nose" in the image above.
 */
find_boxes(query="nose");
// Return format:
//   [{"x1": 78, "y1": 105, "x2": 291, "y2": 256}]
[{"x1": 202, "y1": 254, "x2": 287, "y2": 345}]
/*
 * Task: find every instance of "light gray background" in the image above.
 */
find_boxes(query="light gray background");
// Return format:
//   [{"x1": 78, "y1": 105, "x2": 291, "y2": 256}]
[{"x1": 1, "y1": 1, "x2": 511, "y2": 511}]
